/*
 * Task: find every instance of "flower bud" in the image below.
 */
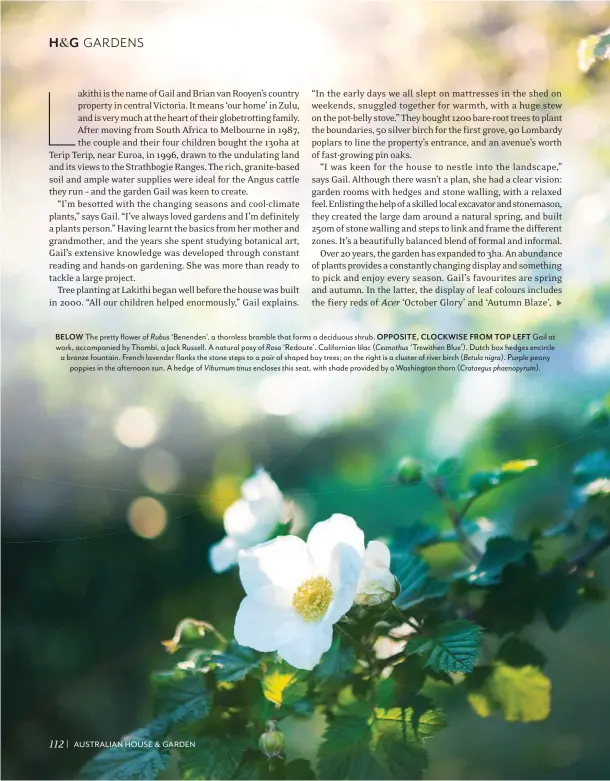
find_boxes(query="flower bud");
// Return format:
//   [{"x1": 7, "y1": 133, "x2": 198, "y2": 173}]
[
  {"x1": 259, "y1": 721, "x2": 285, "y2": 759},
  {"x1": 355, "y1": 573, "x2": 398, "y2": 606},
  {"x1": 354, "y1": 541, "x2": 397, "y2": 607},
  {"x1": 397, "y1": 457, "x2": 423, "y2": 485}
]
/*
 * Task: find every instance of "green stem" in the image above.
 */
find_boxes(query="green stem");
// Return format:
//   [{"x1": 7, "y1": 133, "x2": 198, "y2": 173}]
[
  {"x1": 181, "y1": 619, "x2": 227, "y2": 646},
  {"x1": 428, "y1": 476, "x2": 481, "y2": 562},
  {"x1": 391, "y1": 603, "x2": 420, "y2": 632},
  {"x1": 336, "y1": 622, "x2": 369, "y2": 655},
  {"x1": 200, "y1": 621, "x2": 228, "y2": 646}
]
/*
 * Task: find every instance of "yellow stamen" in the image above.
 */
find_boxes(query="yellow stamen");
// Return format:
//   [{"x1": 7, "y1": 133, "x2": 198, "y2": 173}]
[{"x1": 292, "y1": 576, "x2": 333, "y2": 621}]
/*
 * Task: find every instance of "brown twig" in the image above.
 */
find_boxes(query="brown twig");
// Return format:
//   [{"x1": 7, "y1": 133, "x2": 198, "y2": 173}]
[{"x1": 549, "y1": 529, "x2": 610, "y2": 577}]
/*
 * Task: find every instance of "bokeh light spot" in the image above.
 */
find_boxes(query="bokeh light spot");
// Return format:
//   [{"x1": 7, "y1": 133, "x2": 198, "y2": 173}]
[
  {"x1": 114, "y1": 407, "x2": 158, "y2": 449},
  {"x1": 140, "y1": 449, "x2": 181, "y2": 494},
  {"x1": 258, "y1": 375, "x2": 300, "y2": 416},
  {"x1": 128, "y1": 497, "x2": 167, "y2": 539}
]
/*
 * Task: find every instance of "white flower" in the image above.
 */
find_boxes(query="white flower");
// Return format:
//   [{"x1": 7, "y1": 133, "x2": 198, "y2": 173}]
[
  {"x1": 209, "y1": 469, "x2": 285, "y2": 573},
  {"x1": 354, "y1": 540, "x2": 396, "y2": 606},
  {"x1": 234, "y1": 514, "x2": 365, "y2": 670}
]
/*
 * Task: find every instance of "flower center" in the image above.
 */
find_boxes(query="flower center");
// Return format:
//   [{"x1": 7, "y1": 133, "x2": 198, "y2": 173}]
[{"x1": 292, "y1": 576, "x2": 333, "y2": 621}]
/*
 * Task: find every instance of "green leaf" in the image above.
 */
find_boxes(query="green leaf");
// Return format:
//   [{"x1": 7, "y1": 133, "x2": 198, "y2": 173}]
[
  {"x1": 263, "y1": 670, "x2": 299, "y2": 706},
  {"x1": 213, "y1": 642, "x2": 263, "y2": 683},
  {"x1": 496, "y1": 637, "x2": 547, "y2": 669},
  {"x1": 408, "y1": 703, "x2": 446, "y2": 742},
  {"x1": 477, "y1": 555, "x2": 541, "y2": 636},
  {"x1": 319, "y1": 707, "x2": 433, "y2": 781},
  {"x1": 541, "y1": 573, "x2": 580, "y2": 632},
  {"x1": 405, "y1": 620, "x2": 482, "y2": 674},
  {"x1": 77, "y1": 725, "x2": 170, "y2": 780},
  {"x1": 499, "y1": 459, "x2": 539, "y2": 476},
  {"x1": 468, "y1": 471, "x2": 500, "y2": 496},
  {"x1": 467, "y1": 536, "x2": 531, "y2": 586},
  {"x1": 467, "y1": 663, "x2": 551, "y2": 722},
  {"x1": 261, "y1": 667, "x2": 310, "y2": 716},
  {"x1": 375, "y1": 704, "x2": 445, "y2": 743},
  {"x1": 425, "y1": 669, "x2": 455, "y2": 686},
  {"x1": 390, "y1": 655, "x2": 427, "y2": 699},
  {"x1": 392, "y1": 523, "x2": 438, "y2": 552},
  {"x1": 180, "y1": 736, "x2": 249, "y2": 780},
  {"x1": 318, "y1": 715, "x2": 380, "y2": 780},
  {"x1": 283, "y1": 760, "x2": 317, "y2": 780},
  {"x1": 469, "y1": 460, "x2": 538, "y2": 498},
  {"x1": 151, "y1": 668, "x2": 212, "y2": 727},
  {"x1": 392, "y1": 553, "x2": 428, "y2": 605},
  {"x1": 313, "y1": 636, "x2": 355, "y2": 689},
  {"x1": 267, "y1": 759, "x2": 317, "y2": 780},
  {"x1": 573, "y1": 450, "x2": 610, "y2": 486},
  {"x1": 392, "y1": 553, "x2": 447, "y2": 611},
  {"x1": 376, "y1": 659, "x2": 444, "y2": 741},
  {"x1": 435, "y1": 457, "x2": 460, "y2": 478},
  {"x1": 235, "y1": 754, "x2": 315, "y2": 781},
  {"x1": 233, "y1": 752, "x2": 264, "y2": 781},
  {"x1": 373, "y1": 710, "x2": 429, "y2": 779},
  {"x1": 375, "y1": 734, "x2": 427, "y2": 781}
]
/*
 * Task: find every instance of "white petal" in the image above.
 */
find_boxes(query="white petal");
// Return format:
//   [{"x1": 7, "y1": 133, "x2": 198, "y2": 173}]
[
  {"x1": 234, "y1": 595, "x2": 292, "y2": 652},
  {"x1": 326, "y1": 584, "x2": 358, "y2": 624},
  {"x1": 276, "y1": 618, "x2": 334, "y2": 670},
  {"x1": 224, "y1": 499, "x2": 262, "y2": 543},
  {"x1": 247, "y1": 471, "x2": 285, "y2": 527},
  {"x1": 241, "y1": 470, "x2": 285, "y2": 529},
  {"x1": 249, "y1": 498, "x2": 285, "y2": 532},
  {"x1": 238, "y1": 535, "x2": 313, "y2": 596},
  {"x1": 363, "y1": 540, "x2": 391, "y2": 570},
  {"x1": 307, "y1": 514, "x2": 365, "y2": 587},
  {"x1": 382, "y1": 568, "x2": 396, "y2": 590},
  {"x1": 225, "y1": 471, "x2": 285, "y2": 543},
  {"x1": 241, "y1": 469, "x2": 283, "y2": 510},
  {"x1": 209, "y1": 536, "x2": 239, "y2": 573}
]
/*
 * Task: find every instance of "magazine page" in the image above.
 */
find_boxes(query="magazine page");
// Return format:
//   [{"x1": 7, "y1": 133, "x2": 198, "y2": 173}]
[{"x1": 2, "y1": 0, "x2": 609, "y2": 779}]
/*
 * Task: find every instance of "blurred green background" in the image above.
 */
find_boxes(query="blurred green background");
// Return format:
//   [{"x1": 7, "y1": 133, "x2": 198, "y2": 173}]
[{"x1": 2, "y1": 0, "x2": 610, "y2": 779}]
